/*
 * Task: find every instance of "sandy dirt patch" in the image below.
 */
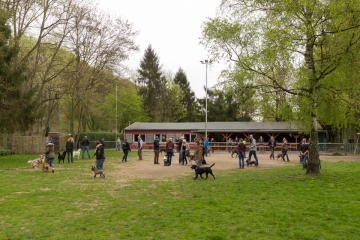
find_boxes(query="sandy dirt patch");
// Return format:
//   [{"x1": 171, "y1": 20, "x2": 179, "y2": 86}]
[{"x1": 107, "y1": 150, "x2": 360, "y2": 179}]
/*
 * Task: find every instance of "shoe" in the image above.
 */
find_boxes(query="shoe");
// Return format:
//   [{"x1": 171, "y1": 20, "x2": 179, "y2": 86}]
[{"x1": 52, "y1": 169, "x2": 54, "y2": 173}]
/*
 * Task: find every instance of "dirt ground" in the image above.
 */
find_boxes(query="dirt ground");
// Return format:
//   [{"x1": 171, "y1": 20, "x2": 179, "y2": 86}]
[{"x1": 109, "y1": 150, "x2": 360, "y2": 180}]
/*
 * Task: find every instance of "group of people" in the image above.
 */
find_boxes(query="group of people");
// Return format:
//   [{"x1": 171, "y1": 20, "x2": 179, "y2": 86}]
[{"x1": 43, "y1": 135, "x2": 108, "y2": 174}]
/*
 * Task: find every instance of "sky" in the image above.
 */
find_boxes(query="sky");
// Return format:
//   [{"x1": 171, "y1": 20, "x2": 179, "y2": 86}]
[{"x1": 98, "y1": 0, "x2": 224, "y2": 98}]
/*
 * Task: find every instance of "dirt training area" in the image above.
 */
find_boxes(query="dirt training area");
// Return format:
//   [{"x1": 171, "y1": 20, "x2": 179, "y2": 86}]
[{"x1": 107, "y1": 151, "x2": 360, "y2": 180}]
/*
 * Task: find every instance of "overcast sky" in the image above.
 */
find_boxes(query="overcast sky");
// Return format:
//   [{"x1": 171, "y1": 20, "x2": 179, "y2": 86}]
[{"x1": 98, "y1": 0, "x2": 224, "y2": 98}]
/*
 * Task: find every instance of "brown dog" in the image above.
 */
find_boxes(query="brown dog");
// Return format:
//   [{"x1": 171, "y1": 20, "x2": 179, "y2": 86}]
[
  {"x1": 276, "y1": 153, "x2": 282, "y2": 160},
  {"x1": 159, "y1": 148, "x2": 167, "y2": 156},
  {"x1": 91, "y1": 166, "x2": 105, "y2": 178},
  {"x1": 231, "y1": 149, "x2": 239, "y2": 158},
  {"x1": 42, "y1": 161, "x2": 50, "y2": 172},
  {"x1": 188, "y1": 155, "x2": 195, "y2": 165}
]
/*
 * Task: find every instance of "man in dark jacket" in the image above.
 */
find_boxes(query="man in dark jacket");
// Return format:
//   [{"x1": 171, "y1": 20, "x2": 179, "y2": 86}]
[
  {"x1": 268, "y1": 136, "x2": 276, "y2": 160},
  {"x1": 81, "y1": 136, "x2": 91, "y2": 159},
  {"x1": 153, "y1": 136, "x2": 160, "y2": 164}
]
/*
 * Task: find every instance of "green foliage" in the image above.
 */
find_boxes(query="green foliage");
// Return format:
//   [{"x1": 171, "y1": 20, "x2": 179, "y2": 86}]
[
  {"x1": 161, "y1": 79, "x2": 187, "y2": 122},
  {"x1": 0, "y1": 148, "x2": 12, "y2": 156},
  {"x1": 0, "y1": 8, "x2": 37, "y2": 134},
  {"x1": 137, "y1": 45, "x2": 164, "y2": 121},
  {"x1": 1, "y1": 154, "x2": 360, "y2": 239},
  {"x1": 173, "y1": 68, "x2": 199, "y2": 122}
]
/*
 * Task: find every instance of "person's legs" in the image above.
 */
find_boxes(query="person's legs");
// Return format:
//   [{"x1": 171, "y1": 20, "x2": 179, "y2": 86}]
[
  {"x1": 205, "y1": 147, "x2": 208, "y2": 156},
  {"x1": 179, "y1": 152, "x2": 183, "y2": 164},
  {"x1": 100, "y1": 158, "x2": 105, "y2": 170},
  {"x1": 282, "y1": 151, "x2": 286, "y2": 161},
  {"x1": 301, "y1": 154, "x2": 307, "y2": 169},
  {"x1": 240, "y1": 153, "x2": 245, "y2": 168},
  {"x1": 95, "y1": 159, "x2": 101, "y2": 170},
  {"x1": 285, "y1": 151, "x2": 290, "y2": 161},
  {"x1": 67, "y1": 151, "x2": 71, "y2": 163},
  {"x1": 252, "y1": 151, "x2": 259, "y2": 166},
  {"x1": 85, "y1": 146, "x2": 91, "y2": 159},
  {"x1": 82, "y1": 147, "x2": 85, "y2": 159},
  {"x1": 270, "y1": 148, "x2": 274, "y2": 159},
  {"x1": 238, "y1": 154, "x2": 241, "y2": 168},
  {"x1": 124, "y1": 150, "x2": 128, "y2": 162},
  {"x1": 248, "y1": 151, "x2": 254, "y2": 162},
  {"x1": 70, "y1": 151, "x2": 73, "y2": 163},
  {"x1": 138, "y1": 149, "x2": 142, "y2": 160}
]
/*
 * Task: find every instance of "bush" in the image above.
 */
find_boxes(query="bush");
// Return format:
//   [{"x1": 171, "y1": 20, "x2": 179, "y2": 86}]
[
  {"x1": 332, "y1": 152, "x2": 342, "y2": 156},
  {"x1": 0, "y1": 148, "x2": 13, "y2": 156}
]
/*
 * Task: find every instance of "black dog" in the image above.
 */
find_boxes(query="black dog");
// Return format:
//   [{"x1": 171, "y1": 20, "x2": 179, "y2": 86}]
[
  {"x1": 58, "y1": 151, "x2": 66, "y2": 164},
  {"x1": 191, "y1": 163, "x2": 215, "y2": 180}
]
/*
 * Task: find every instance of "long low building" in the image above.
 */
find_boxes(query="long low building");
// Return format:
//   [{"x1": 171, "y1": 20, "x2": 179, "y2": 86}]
[{"x1": 124, "y1": 122, "x2": 327, "y2": 148}]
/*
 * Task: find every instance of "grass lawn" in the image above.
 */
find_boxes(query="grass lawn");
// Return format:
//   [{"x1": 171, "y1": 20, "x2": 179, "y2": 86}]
[{"x1": 1, "y1": 152, "x2": 360, "y2": 239}]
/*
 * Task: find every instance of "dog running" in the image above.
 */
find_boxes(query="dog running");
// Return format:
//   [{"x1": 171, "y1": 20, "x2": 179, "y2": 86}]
[
  {"x1": 27, "y1": 155, "x2": 44, "y2": 168},
  {"x1": 42, "y1": 161, "x2": 50, "y2": 172},
  {"x1": 191, "y1": 163, "x2": 216, "y2": 180},
  {"x1": 91, "y1": 166, "x2": 105, "y2": 178}
]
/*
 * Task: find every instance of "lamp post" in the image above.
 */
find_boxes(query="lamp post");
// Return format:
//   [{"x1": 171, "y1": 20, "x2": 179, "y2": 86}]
[{"x1": 200, "y1": 60, "x2": 208, "y2": 139}]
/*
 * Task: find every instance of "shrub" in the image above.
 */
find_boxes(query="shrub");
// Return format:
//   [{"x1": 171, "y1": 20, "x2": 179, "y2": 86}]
[
  {"x1": 332, "y1": 152, "x2": 342, "y2": 156},
  {"x1": 0, "y1": 148, "x2": 13, "y2": 156}
]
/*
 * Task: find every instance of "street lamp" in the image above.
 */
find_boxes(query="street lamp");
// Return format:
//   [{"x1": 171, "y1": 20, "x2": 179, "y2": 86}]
[{"x1": 200, "y1": 60, "x2": 208, "y2": 140}]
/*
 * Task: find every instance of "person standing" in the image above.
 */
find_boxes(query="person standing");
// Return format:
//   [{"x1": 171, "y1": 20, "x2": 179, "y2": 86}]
[
  {"x1": 81, "y1": 136, "x2": 91, "y2": 159},
  {"x1": 193, "y1": 141, "x2": 203, "y2": 178},
  {"x1": 210, "y1": 137, "x2": 215, "y2": 153},
  {"x1": 299, "y1": 138, "x2": 309, "y2": 169},
  {"x1": 248, "y1": 134, "x2": 259, "y2": 166},
  {"x1": 177, "y1": 137, "x2": 183, "y2": 164},
  {"x1": 94, "y1": 140, "x2": 105, "y2": 170},
  {"x1": 268, "y1": 136, "x2": 276, "y2": 160},
  {"x1": 153, "y1": 136, "x2": 160, "y2": 164},
  {"x1": 258, "y1": 136, "x2": 265, "y2": 154},
  {"x1": 204, "y1": 138, "x2": 209, "y2": 157},
  {"x1": 116, "y1": 137, "x2": 121, "y2": 151},
  {"x1": 181, "y1": 139, "x2": 189, "y2": 165},
  {"x1": 137, "y1": 136, "x2": 143, "y2": 160},
  {"x1": 281, "y1": 139, "x2": 290, "y2": 162},
  {"x1": 122, "y1": 138, "x2": 131, "y2": 162},
  {"x1": 45, "y1": 141, "x2": 55, "y2": 173},
  {"x1": 165, "y1": 138, "x2": 174, "y2": 166},
  {"x1": 227, "y1": 138, "x2": 233, "y2": 153},
  {"x1": 237, "y1": 138, "x2": 246, "y2": 169},
  {"x1": 66, "y1": 135, "x2": 74, "y2": 163}
]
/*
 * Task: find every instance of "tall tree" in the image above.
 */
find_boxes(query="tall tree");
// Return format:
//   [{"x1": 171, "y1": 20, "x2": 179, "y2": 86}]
[
  {"x1": 173, "y1": 68, "x2": 198, "y2": 122},
  {"x1": 201, "y1": 0, "x2": 360, "y2": 174},
  {"x1": 0, "y1": 8, "x2": 37, "y2": 134},
  {"x1": 137, "y1": 45, "x2": 164, "y2": 121}
]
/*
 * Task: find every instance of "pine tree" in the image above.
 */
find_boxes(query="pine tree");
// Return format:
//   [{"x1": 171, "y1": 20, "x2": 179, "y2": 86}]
[
  {"x1": 173, "y1": 68, "x2": 198, "y2": 122},
  {"x1": 137, "y1": 45, "x2": 164, "y2": 121},
  {"x1": 0, "y1": 9, "x2": 37, "y2": 134}
]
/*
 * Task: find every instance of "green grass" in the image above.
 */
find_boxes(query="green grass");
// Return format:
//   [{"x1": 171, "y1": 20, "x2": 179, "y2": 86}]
[{"x1": 1, "y1": 152, "x2": 360, "y2": 239}]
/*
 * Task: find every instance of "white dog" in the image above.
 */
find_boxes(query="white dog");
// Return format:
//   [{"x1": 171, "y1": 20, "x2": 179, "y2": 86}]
[
  {"x1": 73, "y1": 149, "x2": 82, "y2": 159},
  {"x1": 27, "y1": 155, "x2": 44, "y2": 168}
]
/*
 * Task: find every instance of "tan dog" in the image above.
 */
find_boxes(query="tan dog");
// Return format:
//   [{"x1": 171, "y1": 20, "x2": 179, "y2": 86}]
[
  {"x1": 276, "y1": 153, "x2": 282, "y2": 160},
  {"x1": 42, "y1": 161, "x2": 50, "y2": 172},
  {"x1": 188, "y1": 155, "x2": 195, "y2": 165}
]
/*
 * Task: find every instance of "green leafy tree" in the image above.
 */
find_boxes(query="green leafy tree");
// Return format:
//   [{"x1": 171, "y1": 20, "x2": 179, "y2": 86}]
[
  {"x1": 161, "y1": 79, "x2": 186, "y2": 122},
  {"x1": 137, "y1": 45, "x2": 164, "y2": 121},
  {"x1": 173, "y1": 68, "x2": 198, "y2": 121},
  {"x1": 0, "y1": 9, "x2": 37, "y2": 134},
  {"x1": 201, "y1": 0, "x2": 360, "y2": 174}
]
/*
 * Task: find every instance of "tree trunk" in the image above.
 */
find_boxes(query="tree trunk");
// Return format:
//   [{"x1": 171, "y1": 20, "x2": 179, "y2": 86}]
[{"x1": 307, "y1": 114, "x2": 321, "y2": 174}]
